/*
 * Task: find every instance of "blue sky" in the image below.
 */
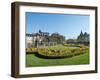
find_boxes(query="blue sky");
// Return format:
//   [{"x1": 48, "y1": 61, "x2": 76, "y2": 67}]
[{"x1": 26, "y1": 12, "x2": 90, "y2": 39}]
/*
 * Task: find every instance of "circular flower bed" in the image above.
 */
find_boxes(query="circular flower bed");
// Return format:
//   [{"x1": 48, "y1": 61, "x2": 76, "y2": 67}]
[{"x1": 37, "y1": 46, "x2": 88, "y2": 58}]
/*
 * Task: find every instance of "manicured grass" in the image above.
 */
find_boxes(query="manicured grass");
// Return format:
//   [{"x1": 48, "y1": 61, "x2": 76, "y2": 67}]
[{"x1": 26, "y1": 51, "x2": 89, "y2": 67}]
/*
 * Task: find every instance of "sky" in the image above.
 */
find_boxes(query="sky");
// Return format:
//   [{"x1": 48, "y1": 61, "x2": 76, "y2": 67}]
[{"x1": 25, "y1": 12, "x2": 90, "y2": 39}]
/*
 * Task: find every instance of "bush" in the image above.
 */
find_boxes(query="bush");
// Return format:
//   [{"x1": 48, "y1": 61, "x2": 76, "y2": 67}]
[
  {"x1": 37, "y1": 45, "x2": 88, "y2": 58},
  {"x1": 26, "y1": 48, "x2": 37, "y2": 53},
  {"x1": 26, "y1": 45, "x2": 89, "y2": 58}
]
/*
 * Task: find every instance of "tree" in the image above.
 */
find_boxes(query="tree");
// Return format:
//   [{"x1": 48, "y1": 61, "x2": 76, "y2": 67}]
[
  {"x1": 50, "y1": 33, "x2": 65, "y2": 44},
  {"x1": 66, "y1": 39, "x2": 76, "y2": 44},
  {"x1": 77, "y1": 31, "x2": 84, "y2": 42},
  {"x1": 84, "y1": 32, "x2": 89, "y2": 42},
  {"x1": 77, "y1": 31, "x2": 89, "y2": 45}
]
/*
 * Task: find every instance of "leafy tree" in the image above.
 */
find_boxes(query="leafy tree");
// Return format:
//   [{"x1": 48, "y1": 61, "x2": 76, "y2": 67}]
[{"x1": 50, "y1": 32, "x2": 65, "y2": 44}]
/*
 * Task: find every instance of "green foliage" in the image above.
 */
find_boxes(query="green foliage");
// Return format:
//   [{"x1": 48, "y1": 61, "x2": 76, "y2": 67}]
[
  {"x1": 66, "y1": 31, "x2": 89, "y2": 45},
  {"x1": 66, "y1": 39, "x2": 76, "y2": 43},
  {"x1": 37, "y1": 45, "x2": 88, "y2": 58},
  {"x1": 77, "y1": 31, "x2": 89, "y2": 43},
  {"x1": 26, "y1": 44, "x2": 89, "y2": 58},
  {"x1": 26, "y1": 48, "x2": 38, "y2": 53},
  {"x1": 50, "y1": 33, "x2": 65, "y2": 44}
]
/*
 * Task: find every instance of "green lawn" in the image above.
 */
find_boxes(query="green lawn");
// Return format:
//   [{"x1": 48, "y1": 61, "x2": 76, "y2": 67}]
[{"x1": 26, "y1": 51, "x2": 89, "y2": 67}]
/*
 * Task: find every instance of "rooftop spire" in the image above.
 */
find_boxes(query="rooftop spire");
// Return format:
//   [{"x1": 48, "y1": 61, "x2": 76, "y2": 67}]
[{"x1": 39, "y1": 29, "x2": 42, "y2": 33}]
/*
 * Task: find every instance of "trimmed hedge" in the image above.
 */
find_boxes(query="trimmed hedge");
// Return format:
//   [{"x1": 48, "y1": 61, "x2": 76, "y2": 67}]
[
  {"x1": 26, "y1": 48, "x2": 37, "y2": 53},
  {"x1": 37, "y1": 46, "x2": 88, "y2": 58},
  {"x1": 26, "y1": 45, "x2": 89, "y2": 58}
]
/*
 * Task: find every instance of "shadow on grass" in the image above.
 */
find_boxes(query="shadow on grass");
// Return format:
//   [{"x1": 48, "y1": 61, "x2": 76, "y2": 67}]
[{"x1": 26, "y1": 52, "x2": 74, "y2": 59}]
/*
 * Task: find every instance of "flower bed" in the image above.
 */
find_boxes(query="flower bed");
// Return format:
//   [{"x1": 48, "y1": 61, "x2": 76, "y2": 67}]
[
  {"x1": 37, "y1": 45, "x2": 88, "y2": 58},
  {"x1": 26, "y1": 45, "x2": 89, "y2": 58}
]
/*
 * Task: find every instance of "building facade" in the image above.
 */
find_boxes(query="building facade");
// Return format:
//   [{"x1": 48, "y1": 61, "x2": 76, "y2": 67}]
[{"x1": 26, "y1": 30, "x2": 49, "y2": 48}]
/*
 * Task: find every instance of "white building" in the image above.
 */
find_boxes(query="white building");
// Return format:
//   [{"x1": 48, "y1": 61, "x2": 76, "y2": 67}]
[
  {"x1": 26, "y1": 30, "x2": 49, "y2": 48},
  {"x1": 26, "y1": 33, "x2": 34, "y2": 48}
]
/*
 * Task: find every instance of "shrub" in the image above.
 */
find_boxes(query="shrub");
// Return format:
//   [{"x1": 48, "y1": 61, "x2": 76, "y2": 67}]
[
  {"x1": 37, "y1": 45, "x2": 88, "y2": 58},
  {"x1": 26, "y1": 48, "x2": 38, "y2": 53},
  {"x1": 26, "y1": 45, "x2": 89, "y2": 58}
]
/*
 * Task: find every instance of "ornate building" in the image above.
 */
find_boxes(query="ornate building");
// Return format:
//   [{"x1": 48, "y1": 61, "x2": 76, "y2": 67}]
[{"x1": 26, "y1": 30, "x2": 49, "y2": 48}]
